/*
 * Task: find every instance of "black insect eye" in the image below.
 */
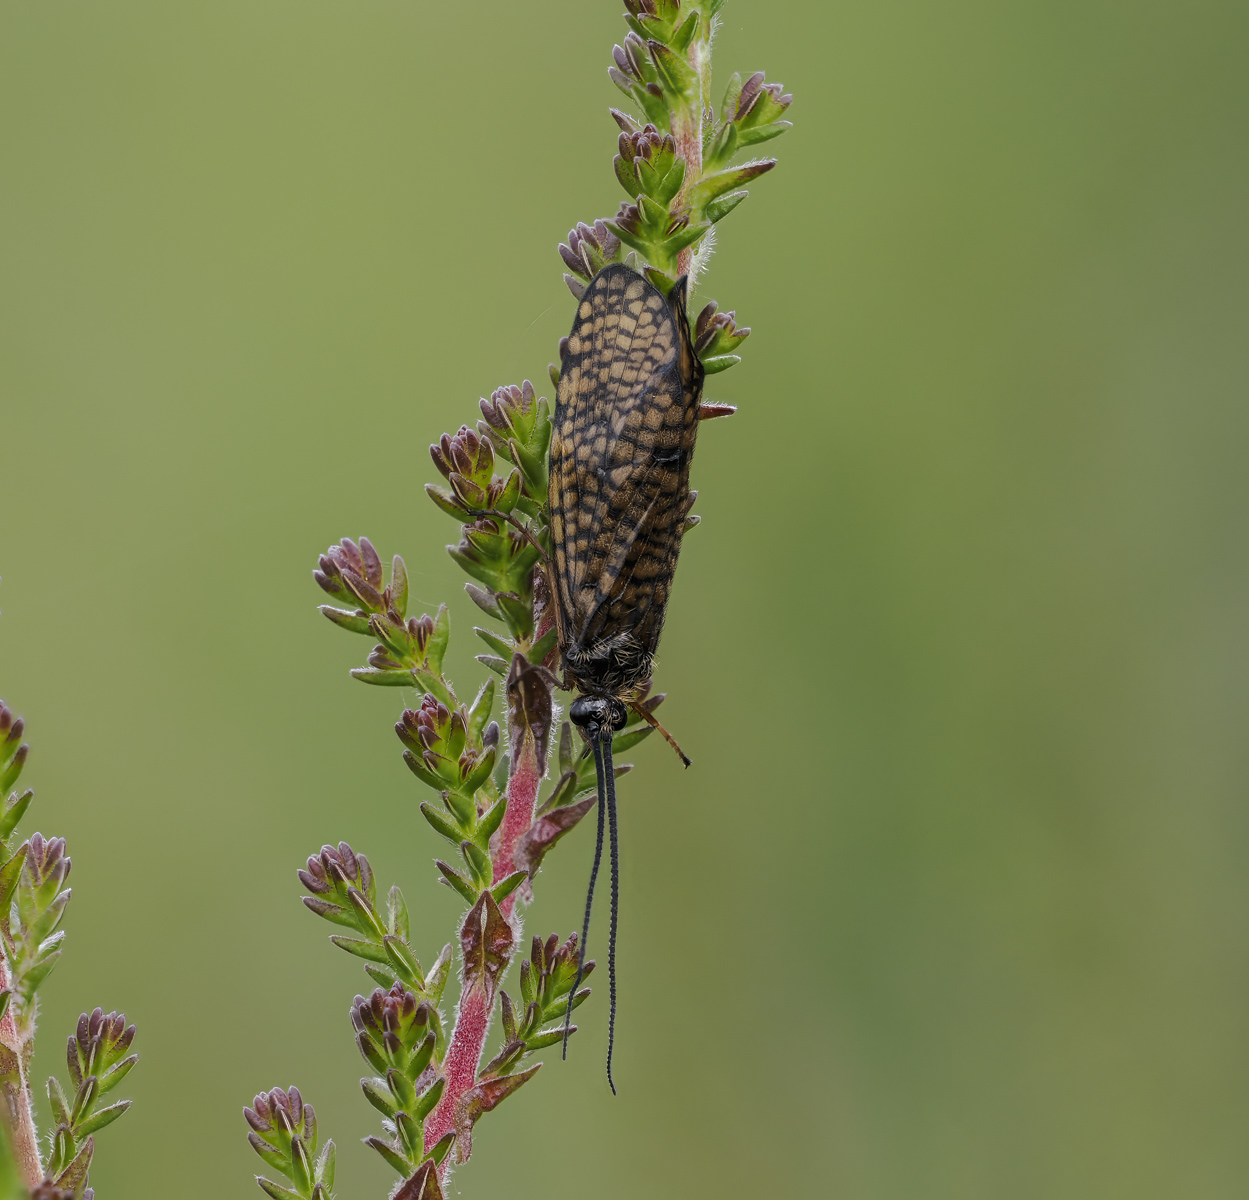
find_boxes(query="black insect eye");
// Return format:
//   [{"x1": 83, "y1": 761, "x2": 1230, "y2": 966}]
[{"x1": 569, "y1": 697, "x2": 597, "y2": 728}]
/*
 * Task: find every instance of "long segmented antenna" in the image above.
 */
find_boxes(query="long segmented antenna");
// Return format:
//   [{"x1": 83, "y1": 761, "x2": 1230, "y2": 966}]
[
  {"x1": 563, "y1": 730, "x2": 608, "y2": 1060},
  {"x1": 602, "y1": 732, "x2": 620, "y2": 1095}
]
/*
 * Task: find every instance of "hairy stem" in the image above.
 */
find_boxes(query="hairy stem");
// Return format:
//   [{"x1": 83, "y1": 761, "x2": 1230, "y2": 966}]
[
  {"x1": 0, "y1": 954, "x2": 41, "y2": 1188},
  {"x1": 675, "y1": 35, "x2": 708, "y2": 281},
  {"x1": 422, "y1": 979, "x2": 490, "y2": 1171},
  {"x1": 492, "y1": 728, "x2": 541, "y2": 921},
  {"x1": 424, "y1": 704, "x2": 542, "y2": 1173}
]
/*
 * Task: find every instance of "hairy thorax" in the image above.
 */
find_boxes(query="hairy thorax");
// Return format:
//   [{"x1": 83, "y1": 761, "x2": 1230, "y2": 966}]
[{"x1": 563, "y1": 629, "x2": 653, "y2": 702}]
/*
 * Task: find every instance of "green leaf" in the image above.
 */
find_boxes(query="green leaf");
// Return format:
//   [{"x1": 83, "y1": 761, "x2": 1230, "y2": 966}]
[
  {"x1": 329, "y1": 935, "x2": 391, "y2": 965},
  {"x1": 0, "y1": 791, "x2": 33, "y2": 842},
  {"x1": 319, "y1": 603, "x2": 372, "y2": 635},
  {"x1": 75, "y1": 1098, "x2": 131, "y2": 1137},
  {"x1": 390, "y1": 555, "x2": 409, "y2": 619},
  {"x1": 429, "y1": 1130, "x2": 456, "y2": 1166},
  {"x1": 70, "y1": 1075, "x2": 97, "y2": 1126},
  {"x1": 465, "y1": 583, "x2": 502, "y2": 620},
  {"x1": 426, "y1": 944, "x2": 452, "y2": 1005},
  {"x1": 435, "y1": 861, "x2": 478, "y2": 905},
  {"x1": 495, "y1": 593, "x2": 534, "y2": 642},
  {"x1": 474, "y1": 627, "x2": 513, "y2": 660},
  {"x1": 495, "y1": 468, "x2": 523, "y2": 514},
  {"x1": 425, "y1": 482, "x2": 473, "y2": 522},
  {"x1": 467, "y1": 678, "x2": 496, "y2": 740},
  {"x1": 99, "y1": 1053, "x2": 137, "y2": 1095},
  {"x1": 364, "y1": 1136, "x2": 410, "y2": 1176},
  {"x1": 648, "y1": 39, "x2": 698, "y2": 100},
  {"x1": 361, "y1": 1076, "x2": 397, "y2": 1117},
  {"x1": 316, "y1": 1140, "x2": 336, "y2": 1191},
  {"x1": 737, "y1": 120, "x2": 791, "y2": 148},
  {"x1": 701, "y1": 354, "x2": 742, "y2": 374},
  {"x1": 350, "y1": 667, "x2": 415, "y2": 687},
  {"x1": 476, "y1": 654, "x2": 508, "y2": 677},
  {"x1": 443, "y1": 788, "x2": 474, "y2": 829},
  {"x1": 383, "y1": 935, "x2": 425, "y2": 989},
  {"x1": 419, "y1": 803, "x2": 461, "y2": 845},
  {"x1": 719, "y1": 71, "x2": 743, "y2": 125},
  {"x1": 18, "y1": 946, "x2": 61, "y2": 995},
  {"x1": 611, "y1": 724, "x2": 655, "y2": 755},
  {"x1": 414, "y1": 1075, "x2": 444, "y2": 1120},
  {"x1": 462, "y1": 748, "x2": 497, "y2": 795},
  {"x1": 395, "y1": 1110, "x2": 423, "y2": 1159},
  {"x1": 426, "y1": 604, "x2": 451, "y2": 674},
  {"x1": 704, "y1": 189, "x2": 749, "y2": 225},
  {"x1": 661, "y1": 218, "x2": 712, "y2": 257},
  {"x1": 0, "y1": 845, "x2": 28, "y2": 911},
  {"x1": 475, "y1": 796, "x2": 507, "y2": 844},
  {"x1": 685, "y1": 160, "x2": 776, "y2": 213},
  {"x1": 491, "y1": 871, "x2": 527, "y2": 905},
  {"x1": 507, "y1": 437, "x2": 547, "y2": 501},
  {"x1": 47, "y1": 1074, "x2": 71, "y2": 1127},
  {"x1": 407, "y1": 1031, "x2": 436, "y2": 1081},
  {"x1": 523, "y1": 1027, "x2": 572, "y2": 1051},
  {"x1": 411, "y1": 669, "x2": 455, "y2": 709},
  {"x1": 365, "y1": 965, "x2": 398, "y2": 991},
  {"x1": 403, "y1": 751, "x2": 446, "y2": 793},
  {"x1": 257, "y1": 1179, "x2": 303, "y2": 1200},
  {"x1": 387, "y1": 885, "x2": 410, "y2": 942},
  {"x1": 537, "y1": 770, "x2": 578, "y2": 815},
  {"x1": 492, "y1": 751, "x2": 510, "y2": 794},
  {"x1": 52, "y1": 1136, "x2": 93, "y2": 1196},
  {"x1": 652, "y1": 157, "x2": 687, "y2": 206},
  {"x1": 347, "y1": 888, "x2": 386, "y2": 940},
  {"x1": 461, "y1": 840, "x2": 492, "y2": 889},
  {"x1": 528, "y1": 626, "x2": 558, "y2": 666},
  {"x1": 28, "y1": 888, "x2": 70, "y2": 943},
  {"x1": 291, "y1": 1138, "x2": 314, "y2": 1195},
  {"x1": 669, "y1": 8, "x2": 699, "y2": 51}
]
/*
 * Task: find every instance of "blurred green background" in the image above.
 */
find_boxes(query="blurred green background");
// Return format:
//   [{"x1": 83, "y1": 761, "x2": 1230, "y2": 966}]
[{"x1": 2, "y1": 1, "x2": 1248, "y2": 1196}]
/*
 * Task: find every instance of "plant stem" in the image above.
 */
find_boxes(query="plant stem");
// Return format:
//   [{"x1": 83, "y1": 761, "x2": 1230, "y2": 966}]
[
  {"x1": 674, "y1": 32, "x2": 708, "y2": 280},
  {"x1": 421, "y1": 978, "x2": 490, "y2": 1173},
  {"x1": 0, "y1": 955, "x2": 41, "y2": 1188},
  {"x1": 423, "y1": 698, "x2": 544, "y2": 1172},
  {"x1": 492, "y1": 727, "x2": 541, "y2": 922}
]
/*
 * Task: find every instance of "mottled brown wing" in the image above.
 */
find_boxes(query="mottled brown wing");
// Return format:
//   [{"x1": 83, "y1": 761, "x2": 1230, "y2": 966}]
[{"x1": 549, "y1": 264, "x2": 703, "y2": 659}]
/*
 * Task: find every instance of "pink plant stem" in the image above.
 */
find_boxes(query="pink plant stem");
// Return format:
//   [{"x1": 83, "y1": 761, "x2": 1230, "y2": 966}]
[
  {"x1": 0, "y1": 952, "x2": 42, "y2": 1188},
  {"x1": 423, "y1": 727, "x2": 541, "y2": 1171},
  {"x1": 421, "y1": 978, "x2": 490, "y2": 1167},
  {"x1": 493, "y1": 728, "x2": 541, "y2": 921}
]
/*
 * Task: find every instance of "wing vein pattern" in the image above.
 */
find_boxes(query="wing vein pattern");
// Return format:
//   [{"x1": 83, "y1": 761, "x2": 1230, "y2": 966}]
[{"x1": 549, "y1": 264, "x2": 704, "y2": 690}]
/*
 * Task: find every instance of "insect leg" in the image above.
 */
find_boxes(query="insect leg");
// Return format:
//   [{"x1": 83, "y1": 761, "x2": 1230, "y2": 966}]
[
  {"x1": 603, "y1": 729, "x2": 620, "y2": 1096},
  {"x1": 628, "y1": 701, "x2": 692, "y2": 768},
  {"x1": 563, "y1": 731, "x2": 608, "y2": 1059}
]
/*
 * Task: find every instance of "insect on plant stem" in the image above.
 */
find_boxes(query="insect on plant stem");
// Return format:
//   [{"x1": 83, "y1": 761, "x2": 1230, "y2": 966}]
[{"x1": 549, "y1": 263, "x2": 705, "y2": 1091}]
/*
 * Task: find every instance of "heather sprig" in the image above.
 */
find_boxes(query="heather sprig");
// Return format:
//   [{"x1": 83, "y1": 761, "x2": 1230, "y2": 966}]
[
  {"x1": 248, "y1": 2, "x2": 791, "y2": 1195},
  {"x1": 0, "y1": 683, "x2": 139, "y2": 1197},
  {"x1": 559, "y1": 0, "x2": 792, "y2": 378},
  {"x1": 244, "y1": 1087, "x2": 336, "y2": 1200}
]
